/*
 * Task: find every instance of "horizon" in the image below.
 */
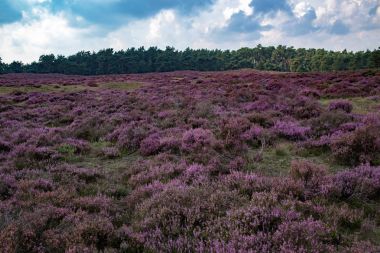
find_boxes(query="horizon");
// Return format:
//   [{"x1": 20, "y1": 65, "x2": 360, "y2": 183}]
[
  {"x1": 0, "y1": 0, "x2": 379, "y2": 64},
  {"x1": 2, "y1": 44, "x2": 379, "y2": 65}
]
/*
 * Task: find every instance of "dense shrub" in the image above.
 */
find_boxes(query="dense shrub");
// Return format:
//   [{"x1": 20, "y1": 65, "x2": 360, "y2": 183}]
[
  {"x1": 108, "y1": 121, "x2": 157, "y2": 152},
  {"x1": 328, "y1": 165, "x2": 380, "y2": 200},
  {"x1": 1, "y1": 71, "x2": 380, "y2": 252},
  {"x1": 331, "y1": 125, "x2": 380, "y2": 166},
  {"x1": 273, "y1": 120, "x2": 311, "y2": 140},
  {"x1": 219, "y1": 117, "x2": 251, "y2": 151},
  {"x1": 181, "y1": 128, "x2": 216, "y2": 153},
  {"x1": 290, "y1": 160, "x2": 327, "y2": 198},
  {"x1": 310, "y1": 111, "x2": 353, "y2": 137},
  {"x1": 328, "y1": 100, "x2": 353, "y2": 113},
  {"x1": 292, "y1": 96, "x2": 323, "y2": 119}
]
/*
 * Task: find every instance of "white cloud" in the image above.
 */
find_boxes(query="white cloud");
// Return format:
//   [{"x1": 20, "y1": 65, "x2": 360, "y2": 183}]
[
  {"x1": 0, "y1": 8, "x2": 103, "y2": 63},
  {"x1": 0, "y1": 0, "x2": 379, "y2": 63}
]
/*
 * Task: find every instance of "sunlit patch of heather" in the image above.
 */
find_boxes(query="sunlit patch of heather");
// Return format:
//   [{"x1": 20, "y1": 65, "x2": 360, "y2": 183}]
[
  {"x1": 272, "y1": 120, "x2": 311, "y2": 140},
  {"x1": 181, "y1": 128, "x2": 216, "y2": 152}
]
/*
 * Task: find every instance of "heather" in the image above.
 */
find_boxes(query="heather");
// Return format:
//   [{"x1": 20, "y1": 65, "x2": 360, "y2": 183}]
[{"x1": 0, "y1": 69, "x2": 380, "y2": 252}]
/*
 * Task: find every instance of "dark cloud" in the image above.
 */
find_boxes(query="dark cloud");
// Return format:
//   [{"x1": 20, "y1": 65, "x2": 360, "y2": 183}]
[
  {"x1": 50, "y1": 0, "x2": 215, "y2": 27},
  {"x1": 286, "y1": 9, "x2": 319, "y2": 36},
  {"x1": 226, "y1": 11, "x2": 271, "y2": 33},
  {"x1": 216, "y1": 11, "x2": 271, "y2": 41}
]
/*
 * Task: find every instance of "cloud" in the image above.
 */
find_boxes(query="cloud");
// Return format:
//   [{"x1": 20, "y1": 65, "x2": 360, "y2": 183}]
[
  {"x1": 49, "y1": 0, "x2": 216, "y2": 28},
  {"x1": 330, "y1": 20, "x2": 350, "y2": 35},
  {"x1": 0, "y1": 0, "x2": 379, "y2": 63},
  {"x1": 0, "y1": 8, "x2": 103, "y2": 63},
  {"x1": 224, "y1": 11, "x2": 270, "y2": 34},
  {"x1": 285, "y1": 8, "x2": 318, "y2": 36}
]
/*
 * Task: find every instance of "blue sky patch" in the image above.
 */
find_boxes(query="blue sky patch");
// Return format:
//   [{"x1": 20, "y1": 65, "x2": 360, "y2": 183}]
[{"x1": 0, "y1": 1, "x2": 23, "y2": 24}]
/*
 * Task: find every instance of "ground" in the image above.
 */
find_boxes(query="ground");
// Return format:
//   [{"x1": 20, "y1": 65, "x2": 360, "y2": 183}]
[{"x1": 0, "y1": 70, "x2": 379, "y2": 252}]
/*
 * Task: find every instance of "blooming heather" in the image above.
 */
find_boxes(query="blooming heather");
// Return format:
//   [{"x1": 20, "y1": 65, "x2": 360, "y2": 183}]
[{"x1": 0, "y1": 70, "x2": 380, "y2": 252}]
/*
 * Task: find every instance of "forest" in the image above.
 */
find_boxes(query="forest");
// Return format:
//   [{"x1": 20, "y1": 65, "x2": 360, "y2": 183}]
[{"x1": 1, "y1": 45, "x2": 380, "y2": 75}]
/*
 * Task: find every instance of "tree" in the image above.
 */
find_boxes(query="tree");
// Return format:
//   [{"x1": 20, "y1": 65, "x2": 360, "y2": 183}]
[
  {"x1": 369, "y1": 47, "x2": 380, "y2": 68},
  {"x1": 0, "y1": 57, "x2": 4, "y2": 74},
  {"x1": 1, "y1": 46, "x2": 378, "y2": 75},
  {"x1": 8, "y1": 61, "x2": 23, "y2": 73},
  {"x1": 38, "y1": 54, "x2": 56, "y2": 73}
]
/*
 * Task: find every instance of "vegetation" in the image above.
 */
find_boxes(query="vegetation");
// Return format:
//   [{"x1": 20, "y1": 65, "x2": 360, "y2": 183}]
[
  {"x1": 1, "y1": 45, "x2": 380, "y2": 75},
  {"x1": 0, "y1": 69, "x2": 380, "y2": 252}
]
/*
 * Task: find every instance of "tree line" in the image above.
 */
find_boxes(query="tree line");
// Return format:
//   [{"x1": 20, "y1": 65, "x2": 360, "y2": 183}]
[{"x1": 1, "y1": 45, "x2": 379, "y2": 75}]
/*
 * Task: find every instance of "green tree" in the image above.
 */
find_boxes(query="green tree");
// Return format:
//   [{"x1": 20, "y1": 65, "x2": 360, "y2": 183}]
[
  {"x1": 8, "y1": 61, "x2": 23, "y2": 73},
  {"x1": 369, "y1": 47, "x2": 380, "y2": 68},
  {"x1": 0, "y1": 57, "x2": 4, "y2": 74}
]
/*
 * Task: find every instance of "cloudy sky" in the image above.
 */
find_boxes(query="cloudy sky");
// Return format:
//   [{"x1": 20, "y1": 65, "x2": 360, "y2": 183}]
[{"x1": 0, "y1": 0, "x2": 379, "y2": 63}]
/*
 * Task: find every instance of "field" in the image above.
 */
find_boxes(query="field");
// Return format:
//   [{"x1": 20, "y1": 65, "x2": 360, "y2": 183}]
[{"x1": 0, "y1": 70, "x2": 380, "y2": 252}]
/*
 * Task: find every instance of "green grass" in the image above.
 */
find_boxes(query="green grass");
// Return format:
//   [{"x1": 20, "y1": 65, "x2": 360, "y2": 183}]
[
  {"x1": 320, "y1": 96, "x2": 380, "y2": 114},
  {"x1": 0, "y1": 84, "x2": 93, "y2": 94},
  {"x1": 57, "y1": 144, "x2": 77, "y2": 155},
  {"x1": 248, "y1": 141, "x2": 345, "y2": 176},
  {"x1": 59, "y1": 140, "x2": 140, "y2": 198},
  {"x1": 0, "y1": 82, "x2": 143, "y2": 95},
  {"x1": 99, "y1": 82, "x2": 142, "y2": 90}
]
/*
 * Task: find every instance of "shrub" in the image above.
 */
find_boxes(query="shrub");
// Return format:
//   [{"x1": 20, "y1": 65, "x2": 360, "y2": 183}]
[
  {"x1": 272, "y1": 219, "x2": 335, "y2": 253},
  {"x1": 74, "y1": 195, "x2": 113, "y2": 214},
  {"x1": 108, "y1": 121, "x2": 157, "y2": 152},
  {"x1": 139, "y1": 133, "x2": 161, "y2": 156},
  {"x1": 292, "y1": 96, "x2": 322, "y2": 119},
  {"x1": 61, "y1": 165, "x2": 103, "y2": 183},
  {"x1": 241, "y1": 125, "x2": 264, "y2": 146},
  {"x1": 290, "y1": 160, "x2": 327, "y2": 183},
  {"x1": 63, "y1": 138, "x2": 90, "y2": 154},
  {"x1": 290, "y1": 160, "x2": 327, "y2": 198},
  {"x1": 71, "y1": 116, "x2": 114, "y2": 142},
  {"x1": 101, "y1": 147, "x2": 121, "y2": 159},
  {"x1": 0, "y1": 175, "x2": 16, "y2": 200},
  {"x1": 0, "y1": 206, "x2": 71, "y2": 253},
  {"x1": 0, "y1": 139, "x2": 11, "y2": 153},
  {"x1": 310, "y1": 111, "x2": 353, "y2": 137},
  {"x1": 128, "y1": 163, "x2": 184, "y2": 188},
  {"x1": 328, "y1": 165, "x2": 380, "y2": 200},
  {"x1": 273, "y1": 120, "x2": 311, "y2": 140},
  {"x1": 246, "y1": 111, "x2": 276, "y2": 128},
  {"x1": 181, "y1": 128, "x2": 216, "y2": 153},
  {"x1": 219, "y1": 117, "x2": 251, "y2": 151},
  {"x1": 182, "y1": 164, "x2": 210, "y2": 184},
  {"x1": 331, "y1": 125, "x2": 380, "y2": 166},
  {"x1": 328, "y1": 100, "x2": 353, "y2": 113},
  {"x1": 76, "y1": 216, "x2": 115, "y2": 251}
]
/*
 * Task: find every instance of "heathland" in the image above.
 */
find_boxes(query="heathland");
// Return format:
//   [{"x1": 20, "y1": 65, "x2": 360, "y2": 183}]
[{"x1": 0, "y1": 69, "x2": 379, "y2": 252}]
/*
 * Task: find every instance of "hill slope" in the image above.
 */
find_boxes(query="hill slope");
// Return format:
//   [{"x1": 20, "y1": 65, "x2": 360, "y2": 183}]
[{"x1": 1, "y1": 70, "x2": 380, "y2": 252}]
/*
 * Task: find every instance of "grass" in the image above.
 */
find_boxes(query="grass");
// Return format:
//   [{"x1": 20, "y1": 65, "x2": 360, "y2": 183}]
[
  {"x1": 58, "y1": 140, "x2": 139, "y2": 198},
  {"x1": 320, "y1": 96, "x2": 380, "y2": 114},
  {"x1": 248, "y1": 141, "x2": 345, "y2": 176},
  {"x1": 0, "y1": 82, "x2": 143, "y2": 95},
  {"x1": 99, "y1": 82, "x2": 142, "y2": 90},
  {"x1": 0, "y1": 84, "x2": 91, "y2": 94}
]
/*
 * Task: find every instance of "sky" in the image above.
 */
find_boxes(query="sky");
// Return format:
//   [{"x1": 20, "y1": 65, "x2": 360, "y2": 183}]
[{"x1": 0, "y1": 0, "x2": 379, "y2": 63}]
